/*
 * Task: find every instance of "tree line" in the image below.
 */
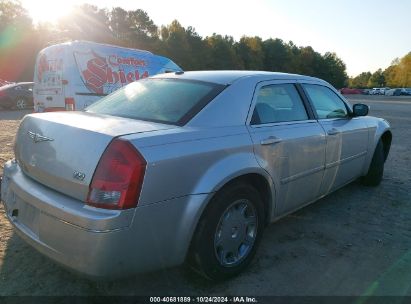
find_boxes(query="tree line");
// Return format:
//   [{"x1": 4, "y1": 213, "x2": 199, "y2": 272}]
[
  {"x1": 349, "y1": 52, "x2": 411, "y2": 88},
  {"x1": 0, "y1": 0, "x2": 348, "y2": 87}
]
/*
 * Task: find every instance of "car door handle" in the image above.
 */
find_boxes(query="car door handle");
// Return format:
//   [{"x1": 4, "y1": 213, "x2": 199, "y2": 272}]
[
  {"x1": 260, "y1": 136, "x2": 282, "y2": 145},
  {"x1": 327, "y1": 128, "x2": 341, "y2": 136}
]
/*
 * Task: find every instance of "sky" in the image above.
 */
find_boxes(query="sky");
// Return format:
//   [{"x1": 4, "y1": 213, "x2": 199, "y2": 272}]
[{"x1": 21, "y1": 0, "x2": 411, "y2": 77}]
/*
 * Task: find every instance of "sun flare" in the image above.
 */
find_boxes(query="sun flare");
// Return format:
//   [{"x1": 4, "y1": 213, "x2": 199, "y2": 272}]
[{"x1": 22, "y1": 0, "x2": 76, "y2": 23}]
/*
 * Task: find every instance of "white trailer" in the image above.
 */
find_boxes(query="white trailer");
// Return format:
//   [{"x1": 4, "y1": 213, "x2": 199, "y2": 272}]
[{"x1": 33, "y1": 41, "x2": 182, "y2": 112}]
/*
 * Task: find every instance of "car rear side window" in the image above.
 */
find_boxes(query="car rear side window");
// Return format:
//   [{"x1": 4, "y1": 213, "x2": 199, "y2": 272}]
[
  {"x1": 251, "y1": 84, "x2": 308, "y2": 125},
  {"x1": 86, "y1": 78, "x2": 225, "y2": 125},
  {"x1": 303, "y1": 84, "x2": 348, "y2": 119}
]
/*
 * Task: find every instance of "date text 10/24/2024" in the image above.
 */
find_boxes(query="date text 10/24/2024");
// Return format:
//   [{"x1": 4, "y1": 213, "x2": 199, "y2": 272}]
[{"x1": 149, "y1": 297, "x2": 258, "y2": 303}]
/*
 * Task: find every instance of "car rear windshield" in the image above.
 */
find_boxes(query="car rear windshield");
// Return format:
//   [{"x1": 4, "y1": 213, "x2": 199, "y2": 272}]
[{"x1": 86, "y1": 78, "x2": 226, "y2": 125}]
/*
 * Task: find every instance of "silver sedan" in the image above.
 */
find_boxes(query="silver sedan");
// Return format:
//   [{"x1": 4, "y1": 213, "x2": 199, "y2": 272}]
[{"x1": 1, "y1": 71, "x2": 392, "y2": 280}]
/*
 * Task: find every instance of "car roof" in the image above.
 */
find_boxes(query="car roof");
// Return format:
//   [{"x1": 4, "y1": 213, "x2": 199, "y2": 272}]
[
  {"x1": 3, "y1": 82, "x2": 33, "y2": 86},
  {"x1": 0, "y1": 82, "x2": 33, "y2": 90},
  {"x1": 46, "y1": 40, "x2": 154, "y2": 55},
  {"x1": 152, "y1": 70, "x2": 324, "y2": 85},
  {"x1": 14, "y1": 82, "x2": 34, "y2": 86}
]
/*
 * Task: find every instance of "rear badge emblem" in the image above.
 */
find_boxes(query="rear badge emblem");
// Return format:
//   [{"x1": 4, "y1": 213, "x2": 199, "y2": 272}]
[
  {"x1": 28, "y1": 131, "x2": 54, "y2": 143},
  {"x1": 73, "y1": 171, "x2": 86, "y2": 181}
]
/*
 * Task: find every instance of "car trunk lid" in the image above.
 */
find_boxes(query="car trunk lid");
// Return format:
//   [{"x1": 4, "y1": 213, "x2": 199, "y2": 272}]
[{"x1": 15, "y1": 111, "x2": 174, "y2": 201}]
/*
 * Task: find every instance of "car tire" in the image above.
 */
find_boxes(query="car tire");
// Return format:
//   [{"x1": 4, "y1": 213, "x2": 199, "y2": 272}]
[
  {"x1": 362, "y1": 140, "x2": 384, "y2": 186},
  {"x1": 15, "y1": 97, "x2": 27, "y2": 110},
  {"x1": 188, "y1": 182, "x2": 265, "y2": 281}
]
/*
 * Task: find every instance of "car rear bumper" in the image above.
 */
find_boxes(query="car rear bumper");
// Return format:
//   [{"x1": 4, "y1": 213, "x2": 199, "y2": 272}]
[{"x1": 1, "y1": 160, "x2": 208, "y2": 278}]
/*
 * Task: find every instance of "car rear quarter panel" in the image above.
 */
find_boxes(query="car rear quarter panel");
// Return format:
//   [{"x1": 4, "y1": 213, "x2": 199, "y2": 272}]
[
  {"x1": 121, "y1": 126, "x2": 276, "y2": 267},
  {"x1": 125, "y1": 126, "x2": 273, "y2": 207}
]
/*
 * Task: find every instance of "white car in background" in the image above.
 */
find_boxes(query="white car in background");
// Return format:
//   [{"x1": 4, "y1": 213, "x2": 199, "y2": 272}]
[{"x1": 370, "y1": 88, "x2": 379, "y2": 95}]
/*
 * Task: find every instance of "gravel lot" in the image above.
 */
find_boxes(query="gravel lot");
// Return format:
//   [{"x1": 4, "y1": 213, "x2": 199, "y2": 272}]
[{"x1": 0, "y1": 96, "x2": 410, "y2": 296}]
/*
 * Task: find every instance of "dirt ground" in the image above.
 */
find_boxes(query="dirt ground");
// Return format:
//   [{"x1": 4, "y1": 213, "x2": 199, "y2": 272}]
[{"x1": 0, "y1": 96, "x2": 410, "y2": 296}]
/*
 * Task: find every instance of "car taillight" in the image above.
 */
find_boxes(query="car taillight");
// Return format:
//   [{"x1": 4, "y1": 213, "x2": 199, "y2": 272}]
[
  {"x1": 87, "y1": 139, "x2": 146, "y2": 210},
  {"x1": 65, "y1": 97, "x2": 75, "y2": 111}
]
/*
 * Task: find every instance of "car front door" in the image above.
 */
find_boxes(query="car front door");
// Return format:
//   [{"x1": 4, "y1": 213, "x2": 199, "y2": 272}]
[
  {"x1": 301, "y1": 83, "x2": 369, "y2": 195},
  {"x1": 247, "y1": 81, "x2": 326, "y2": 216}
]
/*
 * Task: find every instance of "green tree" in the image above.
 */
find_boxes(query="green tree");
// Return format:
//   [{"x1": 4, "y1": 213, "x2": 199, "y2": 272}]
[
  {"x1": 160, "y1": 20, "x2": 192, "y2": 69},
  {"x1": 236, "y1": 36, "x2": 264, "y2": 70},
  {"x1": 128, "y1": 9, "x2": 158, "y2": 38},
  {"x1": 205, "y1": 34, "x2": 243, "y2": 69},
  {"x1": 58, "y1": 4, "x2": 112, "y2": 43},
  {"x1": 295, "y1": 46, "x2": 321, "y2": 76},
  {"x1": 0, "y1": 0, "x2": 31, "y2": 30},
  {"x1": 0, "y1": 1, "x2": 351, "y2": 84},
  {"x1": 108, "y1": 7, "x2": 130, "y2": 43},
  {"x1": 262, "y1": 38, "x2": 290, "y2": 72},
  {"x1": 183, "y1": 26, "x2": 210, "y2": 70},
  {"x1": 0, "y1": 0, "x2": 35, "y2": 81},
  {"x1": 159, "y1": 21, "x2": 209, "y2": 70},
  {"x1": 316, "y1": 52, "x2": 347, "y2": 88},
  {"x1": 125, "y1": 9, "x2": 159, "y2": 50},
  {"x1": 349, "y1": 71, "x2": 372, "y2": 88},
  {"x1": 367, "y1": 69, "x2": 385, "y2": 88}
]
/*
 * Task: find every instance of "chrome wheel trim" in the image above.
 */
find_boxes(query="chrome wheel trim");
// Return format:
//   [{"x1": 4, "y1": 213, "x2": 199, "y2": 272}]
[
  {"x1": 16, "y1": 98, "x2": 26, "y2": 109},
  {"x1": 214, "y1": 199, "x2": 258, "y2": 267}
]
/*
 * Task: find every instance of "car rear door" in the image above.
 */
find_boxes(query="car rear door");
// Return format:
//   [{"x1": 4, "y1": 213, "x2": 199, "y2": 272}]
[
  {"x1": 247, "y1": 80, "x2": 326, "y2": 216},
  {"x1": 301, "y1": 83, "x2": 369, "y2": 194}
]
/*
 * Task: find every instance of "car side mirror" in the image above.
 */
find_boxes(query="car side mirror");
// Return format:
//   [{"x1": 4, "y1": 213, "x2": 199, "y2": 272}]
[{"x1": 352, "y1": 103, "x2": 369, "y2": 117}]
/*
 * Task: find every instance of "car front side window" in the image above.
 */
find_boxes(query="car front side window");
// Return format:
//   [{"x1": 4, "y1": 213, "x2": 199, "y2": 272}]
[
  {"x1": 303, "y1": 84, "x2": 348, "y2": 119},
  {"x1": 251, "y1": 83, "x2": 308, "y2": 125}
]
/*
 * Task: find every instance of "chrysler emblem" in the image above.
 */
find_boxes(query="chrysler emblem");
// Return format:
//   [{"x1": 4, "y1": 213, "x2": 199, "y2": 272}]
[
  {"x1": 73, "y1": 171, "x2": 86, "y2": 181},
  {"x1": 28, "y1": 131, "x2": 54, "y2": 143}
]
